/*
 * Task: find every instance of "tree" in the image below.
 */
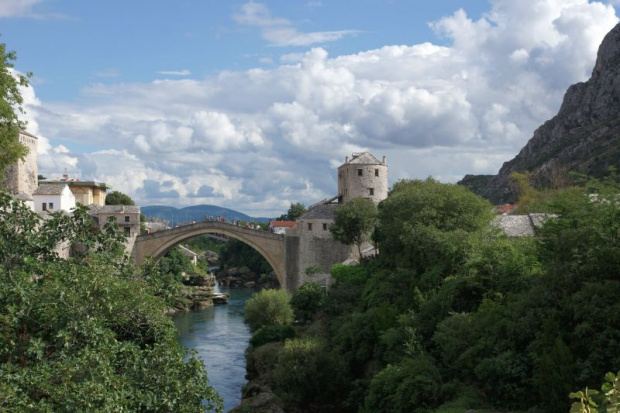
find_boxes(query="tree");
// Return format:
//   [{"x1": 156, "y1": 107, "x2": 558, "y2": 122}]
[
  {"x1": 330, "y1": 197, "x2": 378, "y2": 258},
  {"x1": 376, "y1": 178, "x2": 493, "y2": 272},
  {"x1": 0, "y1": 192, "x2": 222, "y2": 411},
  {"x1": 0, "y1": 41, "x2": 31, "y2": 184},
  {"x1": 277, "y1": 202, "x2": 307, "y2": 221},
  {"x1": 291, "y1": 281, "x2": 325, "y2": 321},
  {"x1": 244, "y1": 289, "x2": 294, "y2": 332},
  {"x1": 105, "y1": 190, "x2": 135, "y2": 205}
]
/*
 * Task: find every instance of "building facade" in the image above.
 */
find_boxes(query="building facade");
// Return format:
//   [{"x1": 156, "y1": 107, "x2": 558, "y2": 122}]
[
  {"x1": 39, "y1": 174, "x2": 107, "y2": 206},
  {"x1": 32, "y1": 183, "x2": 76, "y2": 213}
]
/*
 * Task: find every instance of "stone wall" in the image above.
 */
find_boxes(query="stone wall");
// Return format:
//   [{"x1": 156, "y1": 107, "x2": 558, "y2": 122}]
[
  {"x1": 4, "y1": 131, "x2": 38, "y2": 197},
  {"x1": 338, "y1": 157, "x2": 388, "y2": 204}
]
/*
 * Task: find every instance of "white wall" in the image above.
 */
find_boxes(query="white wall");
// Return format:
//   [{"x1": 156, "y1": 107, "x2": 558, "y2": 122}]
[{"x1": 34, "y1": 186, "x2": 76, "y2": 213}]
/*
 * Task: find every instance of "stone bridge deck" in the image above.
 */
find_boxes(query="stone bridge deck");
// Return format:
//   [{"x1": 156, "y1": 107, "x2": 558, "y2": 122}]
[{"x1": 133, "y1": 221, "x2": 290, "y2": 288}]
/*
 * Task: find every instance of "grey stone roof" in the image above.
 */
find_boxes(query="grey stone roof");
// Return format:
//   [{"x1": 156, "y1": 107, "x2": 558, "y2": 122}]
[
  {"x1": 492, "y1": 213, "x2": 557, "y2": 237},
  {"x1": 33, "y1": 183, "x2": 68, "y2": 196},
  {"x1": 493, "y1": 215, "x2": 535, "y2": 237},
  {"x1": 299, "y1": 203, "x2": 337, "y2": 220},
  {"x1": 346, "y1": 152, "x2": 383, "y2": 165},
  {"x1": 88, "y1": 204, "x2": 141, "y2": 215}
]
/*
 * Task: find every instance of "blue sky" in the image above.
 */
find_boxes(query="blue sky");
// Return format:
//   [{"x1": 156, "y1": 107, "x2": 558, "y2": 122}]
[{"x1": 2, "y1": 0, "x2": 619, "y2": 216}]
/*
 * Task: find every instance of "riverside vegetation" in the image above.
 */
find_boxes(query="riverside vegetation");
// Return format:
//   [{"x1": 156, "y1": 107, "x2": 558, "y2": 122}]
[
  {"x1": 239, "y1": 176, "x2": 620, "y2": 413},
  {"x1": 0, "y1": 195, "x2": 222, "y2": 411}
]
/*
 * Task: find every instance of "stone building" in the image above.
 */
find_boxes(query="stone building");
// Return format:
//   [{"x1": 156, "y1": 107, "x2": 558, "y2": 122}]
[
  {"x1": 3, "y1": 131, "x2": 38, "y2": 205},
  {"x1": 292, "y1": 152, "x2": 388, "y2": 289},
  {"x1": 39, "y1": 174, "x2": 107, "y2": 206},
  {"x1": 337, "y1": 152, "x2": 388, "y2": 204}
]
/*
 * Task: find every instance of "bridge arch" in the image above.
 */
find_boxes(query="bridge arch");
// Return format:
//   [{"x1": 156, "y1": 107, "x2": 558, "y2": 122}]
[{"x1": 134, "y1": 221, "x2": 288, "y2": 288}]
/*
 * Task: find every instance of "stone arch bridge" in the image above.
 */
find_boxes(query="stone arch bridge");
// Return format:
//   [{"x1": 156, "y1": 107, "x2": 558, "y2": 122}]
[{"x1": 133, "y1": 221, "x2": 299, "y2": 290}]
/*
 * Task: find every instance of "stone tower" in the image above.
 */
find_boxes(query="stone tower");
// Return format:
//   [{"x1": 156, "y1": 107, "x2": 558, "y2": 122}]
[
  {"x1": 337, "y1": 152, "x2": 388, "y2": 204},
  {"x1": 4, "y1": 131, "x2": 38, "y2": 198}
]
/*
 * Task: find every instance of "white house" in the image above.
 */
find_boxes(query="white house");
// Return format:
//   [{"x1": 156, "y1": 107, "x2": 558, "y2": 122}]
[{"x1": 32, "y1": 183, "x2": 76, "y2": 214}]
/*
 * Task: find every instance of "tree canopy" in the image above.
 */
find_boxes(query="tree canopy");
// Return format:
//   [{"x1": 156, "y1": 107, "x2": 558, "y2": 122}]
[
  {"x1": 0, "y1": 192, "x2": 221, "y2": 411},
  {"x1": 106, "y1": 190, "x2": 135, "y2": 205},
  {"x1": 330, "y1": 197, "x2": 378, "y2": 258},
  {"x1": 0, "y1": 40, "x2": 31, "y2": 184},
  {"x1": 276, "y1": 202, "x2": 307, "y2": 221}
]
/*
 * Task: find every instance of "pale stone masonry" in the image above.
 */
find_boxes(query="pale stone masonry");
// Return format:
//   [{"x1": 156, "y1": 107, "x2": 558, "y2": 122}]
[
  {"x1": 3, "y1": 131, "x2": 38, "y2": 200},
  {"x1": 337, "y1": 152, "x2": 388, "y2": 204}
]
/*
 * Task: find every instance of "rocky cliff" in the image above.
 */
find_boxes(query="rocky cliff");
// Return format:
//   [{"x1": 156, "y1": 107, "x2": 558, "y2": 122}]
[{"x1": 460, "y1": 23, "x2": 620, "y2": 203}]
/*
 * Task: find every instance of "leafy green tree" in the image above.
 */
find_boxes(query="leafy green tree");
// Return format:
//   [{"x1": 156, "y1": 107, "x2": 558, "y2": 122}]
[
  {"x1": 361, "y1": 354, "x2": 441, "y2": 413},
  {"x1": 0, "y1": 192, "x2": 222, "y2": 411},
  {"x1": 244, "y1": 289, "x2": 294, "y2": 332},
  {"x1": 105, "y1": 190, "x2": 135, "y2": 205},
  {"x1": 376, "y1": 178, "x2": 493, "y2": 273},
  {"x1": 330, "y1": 197, "x2": 378, "y2": 258},
  {"x1": 290, "y1": 281, "x2": 324, "y2": 321},
  {"x1": 276, "y1": 202, "x2": 307, "y2": 221},
  {"x1": 287, "y1": 202, "x2": 307, "y2": 221},
  {"x1": 273, "y1": 336, "x2": 348, "y2": 410},
  {"x1": 0, "y1": 41, "x2": 30, "y2": 185}
]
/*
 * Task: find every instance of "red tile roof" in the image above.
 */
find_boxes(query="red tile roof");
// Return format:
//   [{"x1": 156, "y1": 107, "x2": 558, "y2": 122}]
[{"x1": 269, "y1": 221, "x2": 297, "y2": 228}]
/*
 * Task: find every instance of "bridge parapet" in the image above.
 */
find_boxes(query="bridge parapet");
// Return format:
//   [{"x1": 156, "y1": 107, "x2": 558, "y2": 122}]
[{"x1": 142, "y1": 221, "x2": 284, "y2": 242}]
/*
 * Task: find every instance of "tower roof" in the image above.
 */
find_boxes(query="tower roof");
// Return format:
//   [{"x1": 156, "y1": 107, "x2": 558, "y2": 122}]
[{"x1": 342, "y1": 152, "x2": 384, "y2": 166}]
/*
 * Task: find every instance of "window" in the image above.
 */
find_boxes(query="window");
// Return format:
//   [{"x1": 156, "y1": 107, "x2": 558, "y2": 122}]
[
  {"x1": 322, "y1": 223, "x2": 327, "y2": 230},
  {"x1": 369, "y1": 188, "x2": 374, "y2": 196},
  {"x1": 357, "y1": 169, "x2": 363, "y2": 176},
  {"x1": 124, "y1": 216, "x2": 130, "y2": 223},
  {"x1": 48, "y1": 202, "x2": 54, "y2": 210},
  {"x1": 42, "y1": 203, "x2": 47, "y2": 211},
  {"x1": 375, "y1": 169, "x2": 379, "y2": 177},
  {"x1": 307, "y1": 223, "x2": 313, "y2": 231},
  {"x1": 124, "y1": 226, "x2": 131, "y2": 235}
]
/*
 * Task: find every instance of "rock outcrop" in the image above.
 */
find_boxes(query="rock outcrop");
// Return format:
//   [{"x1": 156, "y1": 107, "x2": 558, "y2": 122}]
[{"x1": 461, "y1": 23, "x2": 620, "y2": 203}]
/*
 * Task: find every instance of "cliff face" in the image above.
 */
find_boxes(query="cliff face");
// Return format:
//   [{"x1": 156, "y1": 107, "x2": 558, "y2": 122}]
[{"x1": 461, "y1": 23, "x2": 620, "y2": 203}]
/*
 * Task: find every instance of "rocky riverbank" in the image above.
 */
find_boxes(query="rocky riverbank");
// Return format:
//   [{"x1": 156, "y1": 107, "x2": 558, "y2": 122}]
[{"x1": 169, "y1": 273, "x2": 229, "y2": 313}]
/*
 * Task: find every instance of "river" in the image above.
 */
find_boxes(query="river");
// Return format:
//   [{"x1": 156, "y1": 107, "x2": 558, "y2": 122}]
[{"x1": 171, "y1": 286, "x2": 254, "y2": 412}]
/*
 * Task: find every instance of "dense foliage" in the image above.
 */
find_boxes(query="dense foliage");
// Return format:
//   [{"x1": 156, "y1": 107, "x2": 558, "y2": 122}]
[
  {"x1": 245, "y1": 177, "x2": 620, "y2": 413},
  {"x1": 105, "y1": 190, "x2": 136, "y2": 205},
  {"x1": 244, "y1": 289, "x2": 294, "y2": 332},
  {"x1": 0, "y1": 193, "x2": 221, "y2": 411},
  {"x1": 330, "y1": 197, "x2": 378, "y2": 258},
  {"x1": 219, "y1": 238, "x2": 272, "y2": 275}
]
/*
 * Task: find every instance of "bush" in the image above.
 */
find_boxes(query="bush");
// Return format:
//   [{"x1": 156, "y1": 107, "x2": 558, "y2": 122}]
[
  {"x1": 273, "y1": 337, "x2": 348, "y2": 409},
  {"x1": 244, "y1": 289, "x2": 294, "y2": 332},
  {"x1": 250, "y1": 325, "x2": 296, "y2": 347},
  {"x1": 331, "y1": 263, "x2": 367, "y2": 285},
  {"x1": 291, "y1": 281, "x2": 325, "y2": 321},
  {"x1": 362, "y1": 354, "x2": 442, "y2": 413}
]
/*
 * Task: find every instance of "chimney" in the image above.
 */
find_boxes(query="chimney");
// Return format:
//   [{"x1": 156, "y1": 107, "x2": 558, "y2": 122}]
[
  {"x1": 345, "y1": 156, "x2": 349, "y2": 163},
  {"x1": 382, "y1": 156, "x2": 386, "y2": 165}
]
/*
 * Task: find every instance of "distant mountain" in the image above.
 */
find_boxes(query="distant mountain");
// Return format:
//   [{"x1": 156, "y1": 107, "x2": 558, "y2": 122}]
[
  {"x1": 460, "y1": 22, "x2": 620, "y2": 203},
  {"x1": 141, "y1": 205, "x2": 271, "y2": 225}
]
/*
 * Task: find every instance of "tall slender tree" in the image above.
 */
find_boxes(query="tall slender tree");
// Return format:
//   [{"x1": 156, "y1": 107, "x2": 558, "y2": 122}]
[{"x1": 0, "y1": 39, "x2": 31, "y2": 184}]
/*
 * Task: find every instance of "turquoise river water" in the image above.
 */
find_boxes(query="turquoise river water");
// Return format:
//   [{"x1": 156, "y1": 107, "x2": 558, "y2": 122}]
[{"x1": 171, "y1": 286, "x2": 254, "y2": 412}]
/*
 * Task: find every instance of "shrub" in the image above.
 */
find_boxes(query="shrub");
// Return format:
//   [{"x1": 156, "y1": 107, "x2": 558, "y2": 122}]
[
  {"x1": 273, "y1": 337, "x2": 348, "y2": 409},
  {"x1": 331, "y1": 263, "x2": 367, "y2": 285},
  {"x1": 291, "y1": 281, "x2": 325, "y2": 321},
  {"x1": 250, "y1": 325, "x2": 296, "y2": 347},
  {"x1": 244, "y1": 289, "x2": 294, "y2": 332},
  {"x1": 362, "y1": 354, "x2": 442, "y2": 413}
]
